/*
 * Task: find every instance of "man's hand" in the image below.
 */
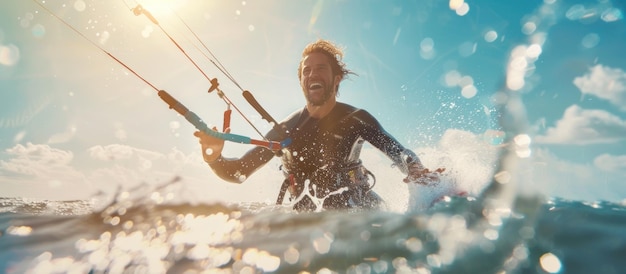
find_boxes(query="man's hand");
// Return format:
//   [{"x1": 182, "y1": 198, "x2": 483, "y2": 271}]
[
  {"x1": 403, "y1": 162, "x2": 445, "y2": 185},
  {"x1": 194, "y1": 127, "x2": 228, "y2": 163}
]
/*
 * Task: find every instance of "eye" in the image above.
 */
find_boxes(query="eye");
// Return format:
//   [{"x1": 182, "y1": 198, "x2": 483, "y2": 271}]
[{"x1": 302, "y1": 68, "x2": 310, "y2": 75}]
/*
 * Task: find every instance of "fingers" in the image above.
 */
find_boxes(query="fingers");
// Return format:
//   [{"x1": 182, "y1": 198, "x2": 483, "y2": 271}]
[
  {"x1": 403, "y1": 166, "x2": 444, "y2": 185},
  {"x1": 404, "y1": 175, "x2": 430, "y2": 185}
]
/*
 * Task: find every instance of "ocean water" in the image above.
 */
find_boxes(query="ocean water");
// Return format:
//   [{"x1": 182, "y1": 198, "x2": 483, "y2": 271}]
[
  {"x1": 1, "y1": 192, "x2": 626, "y2": 274},
  {"x1": 2, "y1": 0, "x2": 625, "y2": 273}
]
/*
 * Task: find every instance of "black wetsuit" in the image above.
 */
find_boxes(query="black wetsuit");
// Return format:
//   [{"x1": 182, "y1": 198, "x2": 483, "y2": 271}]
[{"x1": 208, "y1": 102, "x2": 419, "y2": 211}]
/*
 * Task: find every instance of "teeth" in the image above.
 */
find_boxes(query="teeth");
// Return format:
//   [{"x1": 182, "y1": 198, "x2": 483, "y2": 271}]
[{"x1": 309, "y1": 82, "x2": 323, "y2": 89}]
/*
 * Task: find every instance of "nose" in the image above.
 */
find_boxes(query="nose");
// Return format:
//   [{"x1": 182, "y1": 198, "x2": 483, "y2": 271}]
[{"x1": 303, "y1": 67, "x2": 320, "y2": 78}]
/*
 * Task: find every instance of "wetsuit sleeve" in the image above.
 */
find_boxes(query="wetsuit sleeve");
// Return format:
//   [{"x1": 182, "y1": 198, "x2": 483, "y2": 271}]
[
  {"x1": 354, "y1": 110, "x2": 422, "y2": 174},
  {"x1": 208, "y1": 146, "x2": 275, "y2": 183},
  {"x1": 207, "y1": 109, "x2": 301, "y2": 183}
]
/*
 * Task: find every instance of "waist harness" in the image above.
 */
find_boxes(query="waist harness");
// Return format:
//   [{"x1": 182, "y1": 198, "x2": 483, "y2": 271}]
[{"x1": 275, "y1": 160, "x2": 376, "y2": 207}]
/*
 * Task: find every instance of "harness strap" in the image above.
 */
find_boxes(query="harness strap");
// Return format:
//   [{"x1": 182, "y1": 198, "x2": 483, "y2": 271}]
[
  {"x1": 275, "y1": 178, "x2": 290, "y2": 205},
  {"x1": 275, "y1": 162, "x2": 377, "y2": 205},
  {"x1": 363, "y1": 167, "x2": 376, "y2": 191}
]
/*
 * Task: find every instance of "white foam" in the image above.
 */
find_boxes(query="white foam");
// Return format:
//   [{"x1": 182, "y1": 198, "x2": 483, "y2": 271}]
[{"x1": 406, "y1": 129, "x2": 499, "y2": 211}]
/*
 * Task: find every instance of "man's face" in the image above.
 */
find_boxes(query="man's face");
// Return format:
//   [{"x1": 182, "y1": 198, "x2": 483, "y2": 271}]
[{"x1": 300, "y1": 52, "x2": 339, "y2": 106}]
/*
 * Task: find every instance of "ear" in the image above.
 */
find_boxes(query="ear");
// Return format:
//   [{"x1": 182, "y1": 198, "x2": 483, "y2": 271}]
[{"x1": 334, "y1": 75, "x2": 342, "y2": 91}]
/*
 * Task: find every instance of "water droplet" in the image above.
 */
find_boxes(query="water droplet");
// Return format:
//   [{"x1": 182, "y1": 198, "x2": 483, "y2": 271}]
[
  {"x1": 444, "y1": 70, "x2": 462, "y2": 87},
  {"x1": 110, "y1": 216, "x2": 120, "y2": 226},
  {"x1": 461, "y1": 85, "x2": 477, "y2": 99},
  {"x1": 283, "y1": 247, "x2": 300, "y2": 264},
  {"x1": 458, "y1": 41, "x2": 476, "y2": 57},
  {"x1": 405, "y1": 237, "x2": 422, "y2": 252},
  {"x1": 455, "y1": 2, "x2": 470, "y2": 16},
  {"x1": 522, "y1": 21, "x2": 537, "y2": 35},
  {"x1": 20, "y1": 18, "x2": 30, "y2": 28},
  {"x1": 483, "y1": 228, "x2": 499, "y2": 240},
  {"x1": 0, "y1": 44, "x2": 20, "y2": 66},
  {"x1": 540, "y1": 253, "x2": 562, "y2": 273},
  {"x1": 581, "y1": 33, "x2": 600, "y2": 49},
  {"x1": 31, "y1": 24, "x2": 46, "y2": 38},
  {"x1": 566, "y1": 4, "x2": 586, "y2": 21},
  {"x1": 99, "y1": 31, "x2": 110, "y2": 44},
  {"x1": 484, "y1": 30, "x2": 498, "y2": 43},
  {"x1": 7, "y1": 226, "x2": 33, "y2": 236},
  {"x1": 169, "y1": 121, "x2": 180, "y2": 130},
  {"x1": 312, "y1": 232, "x2": 333, "y2": 254},
  {"x1": 601, "y1": 8, "x2": 623, "y2": 22},
  {"x1": 141, "y1": 25, "x2": 154, "y2": 38},
  {"x1": 420, "y1": 37, "x2": 434, "y2": 51},
  {"x1": 74, "y1": 0, "x2": 86, "y2": 12}
]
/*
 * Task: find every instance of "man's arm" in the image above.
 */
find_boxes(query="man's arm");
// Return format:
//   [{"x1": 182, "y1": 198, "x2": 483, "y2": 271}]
[
  {"x1": 354, "y1": 110, "x2": 440, "y2": 184},
  {"x1": 207, "y1": 147, "x2": 275, "y2": 183},
  {"x1": 195, "y1": 127, "x2": 276, "y2": 184}
]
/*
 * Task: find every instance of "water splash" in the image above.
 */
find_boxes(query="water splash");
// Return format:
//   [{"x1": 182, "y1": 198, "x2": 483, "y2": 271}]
[{"x1": 283, "y1": 179, "x2": 349, "y2": 212}]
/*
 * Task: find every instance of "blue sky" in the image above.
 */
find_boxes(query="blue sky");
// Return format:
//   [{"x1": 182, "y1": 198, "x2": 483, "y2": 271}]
[{"x1": 1, "y1": 0, "x2": 625, "y2": 208}]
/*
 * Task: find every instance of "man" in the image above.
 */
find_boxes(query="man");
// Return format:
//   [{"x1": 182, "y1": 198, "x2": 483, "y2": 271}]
[{"x1": 195, "y1": 39, "x2": 440, "y2": 211}]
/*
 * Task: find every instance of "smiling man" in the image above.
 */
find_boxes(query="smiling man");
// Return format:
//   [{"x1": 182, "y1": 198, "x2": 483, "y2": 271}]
[{"x1": 195, "y1": 39, "x2": 441, "y2": 211}]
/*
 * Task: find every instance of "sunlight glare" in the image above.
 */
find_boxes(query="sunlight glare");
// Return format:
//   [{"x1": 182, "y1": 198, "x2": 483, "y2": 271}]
[
  {"x1": 7, "y1": 226, "x2": 33, "y2": 236},
  {"x1": 0, "y1": 44, "x2": 20, "y2": 66},
  {"x1": 449, "y1": 0, "x2": 464, "y2": 10},
  {"x1": 540, "y1": 253, "x2": 562, "y2": 273},
  {"x1": 456, "y1": 3, "x2": 470, "y2": 16},
  {"x1": 449, "y1": 0, "x2": 470, "y2": 16},
  {"x1": 283, "y1": 247, "x2": 300, "y2": 264},
  {"x1": 138, "y1": 0, "x2": 182, "y2": 17},
  {"x1": 514, "y1": 134, "x2": 532, "y2": 158}
]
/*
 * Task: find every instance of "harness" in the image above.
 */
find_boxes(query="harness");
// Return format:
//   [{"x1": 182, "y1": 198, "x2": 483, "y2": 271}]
[
  {"x1": 275, "y1": 160, "x2": 377, "y2": 207},
  {"x1": 273, "y1": 105, "x2": 383, "y2": 210}
]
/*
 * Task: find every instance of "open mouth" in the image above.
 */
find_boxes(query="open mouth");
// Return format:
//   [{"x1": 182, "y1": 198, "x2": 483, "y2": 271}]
[{"x1": 309, "y1": 82, "x2": 323, "y2": 90}]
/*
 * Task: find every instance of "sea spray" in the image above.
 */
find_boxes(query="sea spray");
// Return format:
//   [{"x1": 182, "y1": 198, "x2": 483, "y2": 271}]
[{"x1": 408, "y1": 129, "x2": 500, "y2": 210}]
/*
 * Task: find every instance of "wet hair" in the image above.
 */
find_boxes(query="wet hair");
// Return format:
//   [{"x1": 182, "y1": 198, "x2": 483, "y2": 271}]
[{"x1": 298, "y1": 39, "x2": 356, "y2": 93}]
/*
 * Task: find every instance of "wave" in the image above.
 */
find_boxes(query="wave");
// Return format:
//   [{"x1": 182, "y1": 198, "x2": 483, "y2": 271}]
[{"x1": 2, "y1": 193, "x2": 625, "y2": 273}]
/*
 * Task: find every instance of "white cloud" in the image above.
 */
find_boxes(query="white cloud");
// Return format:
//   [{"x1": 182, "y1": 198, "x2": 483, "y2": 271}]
[
  {"x1": 573, "y1": 64, "x2": 626, "y2": 111},
  {"x1": 88, "y1": 144, "x2": 164, "y2": 162},
  {"x1": 524, "y1": 148, "x2": 626, "y2": 202},
  {"x1": 1, "y1": 143, "x2": 77, "y2": 176},
  {"x1": 0, "y1": 143, "x2": 88, "y2": 200},
  {"x1": 0, "y1": 143, "x2": 195, "y2": 200},
  {"x1": 2, "y1": 129, "x2": 624, "y2": 206},
  {"x1": 0, "y1": 142, "x2": 282, "y2": 203},
  {"x1": 594, "y1": 154, "x2": 626, "y2": 172},
  {"x1": 535, "y1": 105, "x2": 626, "y2": 144}
]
